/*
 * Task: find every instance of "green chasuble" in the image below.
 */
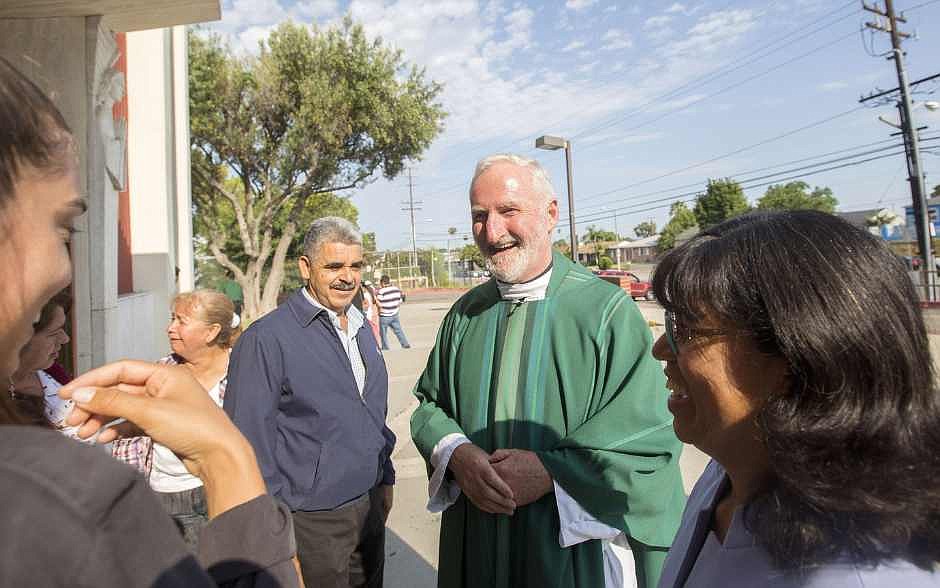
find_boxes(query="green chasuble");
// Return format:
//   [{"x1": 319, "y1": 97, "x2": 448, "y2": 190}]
[{"x1": 411, "y1": 252, "x2": 686, "y2": 588}]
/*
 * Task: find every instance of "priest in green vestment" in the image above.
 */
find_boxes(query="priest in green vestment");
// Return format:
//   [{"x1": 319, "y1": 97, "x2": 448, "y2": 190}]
[{"x1": 411, "y1": 154, "x2": 686, "y2": 588}]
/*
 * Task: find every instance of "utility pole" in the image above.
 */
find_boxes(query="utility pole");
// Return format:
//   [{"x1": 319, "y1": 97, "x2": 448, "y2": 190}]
[
  {"x1": 401, "y1": 169, "x2": 422, "y2": 283},
  {"x1": 863, "y1": 0, "x2": 935, "y2": 300}
]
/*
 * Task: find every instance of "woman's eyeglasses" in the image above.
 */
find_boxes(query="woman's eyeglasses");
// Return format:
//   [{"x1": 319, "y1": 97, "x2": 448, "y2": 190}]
[{"x1": 664, "y1": 311, "x2": 728, "y2": 356}]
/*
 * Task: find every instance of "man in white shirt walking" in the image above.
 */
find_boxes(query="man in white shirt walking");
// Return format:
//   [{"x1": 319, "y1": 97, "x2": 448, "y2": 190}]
[{"x1": 375, "y1": 275, "x2": 411, "y2": 350}]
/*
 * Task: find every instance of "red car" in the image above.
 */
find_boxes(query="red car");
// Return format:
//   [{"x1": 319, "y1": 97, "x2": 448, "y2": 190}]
[{"x1": 593, "y1": 270, "x2": 655, "y2": 301}]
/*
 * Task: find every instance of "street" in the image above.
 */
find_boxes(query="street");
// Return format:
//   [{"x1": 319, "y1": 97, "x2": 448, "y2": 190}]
[{"x1": 381, "y1": 288, "x2": 711, "y2": 587}]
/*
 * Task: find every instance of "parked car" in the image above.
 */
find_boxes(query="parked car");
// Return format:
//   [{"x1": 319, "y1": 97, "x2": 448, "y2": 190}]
[{"x1": 593, "y1": 270, "x2": 655, "y2": 301}]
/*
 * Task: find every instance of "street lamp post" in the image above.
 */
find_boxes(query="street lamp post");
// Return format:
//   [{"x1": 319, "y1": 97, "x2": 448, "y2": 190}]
[{"x1": 536, "y1": 135, "x2": 577, "y2": 262}]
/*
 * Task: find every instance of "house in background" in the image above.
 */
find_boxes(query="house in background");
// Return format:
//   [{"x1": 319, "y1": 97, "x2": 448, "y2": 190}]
[
  {"x1": 609, "y1": 235, "x2": 661, "y2": 264},
  {"x1": 0, "y1": 1, "x2": 219, "y2": 373}
]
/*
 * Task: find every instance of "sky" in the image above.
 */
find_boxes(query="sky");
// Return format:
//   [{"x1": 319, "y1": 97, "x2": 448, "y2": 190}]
[{"x1": 207, "y1": 0, "x2": 940, "y2": 251}]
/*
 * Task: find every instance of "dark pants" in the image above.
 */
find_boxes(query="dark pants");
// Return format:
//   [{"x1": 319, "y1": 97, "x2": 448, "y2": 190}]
[
  {"x1": 156, "y1": 485, "x2": 209, "y2": 552},
  {"x1": 379, "y1": 315, "x2": 410, "y2": 350},
  {"x1": 292, "y1": 487, "x2": 386, "y2": 588}
]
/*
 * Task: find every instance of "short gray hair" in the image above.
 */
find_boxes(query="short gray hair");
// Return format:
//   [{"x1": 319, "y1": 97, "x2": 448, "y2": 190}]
[
  {"x1": 470, "y1": 153, "x2": 556, "y2": 204},
  {"x1": 302, "y1": 216, "x2": 362, "y2": 259}
]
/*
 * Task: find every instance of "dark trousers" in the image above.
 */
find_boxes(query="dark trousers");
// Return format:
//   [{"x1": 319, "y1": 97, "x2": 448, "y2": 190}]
[
  {"x1": 155, "y1": 485, "x2": 209, "y2": 552},
  {"x1": 292, "y1": 487, "x2": 386, "y2": 588},
  {"x1": 379, "y1": 315, "x2": 410, "y2": 350}
]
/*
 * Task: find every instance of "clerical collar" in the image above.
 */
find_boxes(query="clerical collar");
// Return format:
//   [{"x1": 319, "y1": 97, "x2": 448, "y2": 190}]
[{"x1": 496, "y1": 263, "x2": 553, "y2": 302}]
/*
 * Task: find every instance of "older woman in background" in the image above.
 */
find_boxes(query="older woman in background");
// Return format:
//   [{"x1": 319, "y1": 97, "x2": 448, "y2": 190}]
[
  {"x1": 8, "y1": 291, "x2": 71, "y2": 430},
  {"x1": 114, "y1": 289, "x2": 240, "y2": 550},
  {"x1": 652, "y1": 210, "x2": 940, "y2": 587}
]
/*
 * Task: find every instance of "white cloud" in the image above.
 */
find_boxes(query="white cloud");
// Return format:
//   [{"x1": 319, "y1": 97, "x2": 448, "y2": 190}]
[
  {"x1": 819, "y1": 81, "x2": 849, "y2": 91},
  {"x1": 644, "y1": 15, "x2": 673, "y2": 30},
  {"x1": 578, "y1": 61, "x2": 599, "y2": 74},
  {"x1": 617, "y1": 132, "x2": 665, "y2": 145},
  {"x1": 565, "y1": 0, "x2": 598, "y2": 10},
  {"x1": 483, "y1": 6, "x2": 535, "y2": 60},
  {"x1": 562, "y1": 39, "x2": 586, "y2": 52},
  {"x1": 665, "y1": 3, "x2": 686, "y2": 13},
  {"x1": 217, "y1": 0, "x2": 288, "y2": 30},
  {"x1": 237, "y1": 24, "x2": 279, "y2": 51},
  {"x1": 602, "y1": 28, "x2": 633, "y2": 51},
  {"x1": 661, "y1": 9, "x2": 756, "y2": 58},
  {"x1": 291, "y1": 0, "x2": 339, "y2": 20}
]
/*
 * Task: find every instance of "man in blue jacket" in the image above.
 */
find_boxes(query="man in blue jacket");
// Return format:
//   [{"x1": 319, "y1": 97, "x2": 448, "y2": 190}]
[{"x1": 224, "y1": 216, "x2": 395, "y2": 588}]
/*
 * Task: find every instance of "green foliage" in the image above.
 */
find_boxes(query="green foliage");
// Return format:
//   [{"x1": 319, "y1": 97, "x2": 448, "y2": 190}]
[
  {"x1": 416, "y1": 248, "x2": 451, "y2": 287},
  {"x1": 188, "y1": 20, "x2": 445, "y2": 319},
  {"x1": 458, "y1": 243, "x2": 485, "y2": 268},
  {"x1": 756, "y1": 181, "x2": 838, "y2": 213},
  {"x1": 932, "y1": 184, "x2": 940, "y2": 198},
  {"x1": 583, "y1": 225, "x2": 619, "y2": 243},
  {"x1": 633, "y1": 221, "x2": 657, "y2": 238},
  {"x1": 597, "y1": 255, "x2": 614, "y2": 270},
  {"x1": 657, "y1": 201, "x2": 698, "y2": 252},
  {"x1": 693, "y1": 178, "x2": 750, "y2": 228},
  {"x1": 553, "y1": 238, "x2": 570, "y2": 256}
]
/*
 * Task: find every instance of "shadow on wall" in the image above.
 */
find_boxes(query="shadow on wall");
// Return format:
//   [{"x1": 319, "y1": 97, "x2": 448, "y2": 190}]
[{"x1": 385, "y1": 528, "x2": 437, "y2": 588}]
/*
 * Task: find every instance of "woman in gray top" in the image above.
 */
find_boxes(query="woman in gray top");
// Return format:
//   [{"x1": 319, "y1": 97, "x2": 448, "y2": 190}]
[
  {"x1": 0, "y1": 57, "x2": 298, "y2": 587},
  {"x1": 650, "y1": 210, "x2": 939, "y2": 587}
]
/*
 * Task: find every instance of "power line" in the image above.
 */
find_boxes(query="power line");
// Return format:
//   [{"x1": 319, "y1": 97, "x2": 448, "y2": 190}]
[
  {"x1": 863, "y1": 0, "x2": 936, "y2": 298},
  {"x1": 410, "y1": 0, "x2": 861, "y2": 196},
  {"x1": 571, "y1": 4, "x2": 862, "y2": 145},
  {"x1": 425, "y1": 132, "x2": 940, "y2": 233},
  {"x1": 400, "y1": 168, "x2": 422, "y2": 268},
  {"x1": 554, "y1": 148, "x2": 917, "y2": 230},
  {"x1": 578, "y1": 105, "x2": 867, "y2": 203},
  {"x1": 575, "y1": 137, "x2": 927, "y2": 215}
]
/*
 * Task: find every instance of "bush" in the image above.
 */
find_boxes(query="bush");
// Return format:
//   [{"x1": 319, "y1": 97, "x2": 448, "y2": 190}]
[{"x1": 598, "y1": 255, "x2": 614, "y2": 270}]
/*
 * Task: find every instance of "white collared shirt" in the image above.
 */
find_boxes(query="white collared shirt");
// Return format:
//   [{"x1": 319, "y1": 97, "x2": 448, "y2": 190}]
[{"x1": 302, "y1": 287, "x2": 367, "y2": 398}]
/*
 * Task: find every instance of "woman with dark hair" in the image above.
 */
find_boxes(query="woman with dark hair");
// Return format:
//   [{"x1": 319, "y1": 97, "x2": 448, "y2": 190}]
[
  {"x1": 0, "y1": 57, "x2": 297, "y2": 586},
  {"x1": 653, "y1": 209, "x2": 940, "y2": 587},
  {"x1": 8, "y1": 291, "x2": 74, "y2": 431}
]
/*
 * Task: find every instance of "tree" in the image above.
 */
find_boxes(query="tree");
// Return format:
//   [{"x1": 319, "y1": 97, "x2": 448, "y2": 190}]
[
  {"x1": 189, "y1": 20, "x2": 445, "y2": 321},
  {"x1": 458, "y1": 243, "x2": 485, "y2": 269},
  {"x1": 693, "y1": 178, "x2": 750, "y2": 228},
  {"x1": 658, "y1": 201, "x2": 698, "y2": 251},
  {"x1": 583, "y1": 226, "x2": 619, "y2": 243},
  {"x1": 932, "y1": 184, "x2": 940, "y2": 198},
  {"x1": 633, "y1": 221, "x2": 657, "y2": 238},
  {"x1": 552, "y1": 239, "x2": 570, "y2": 257},
  {"x1": 597, "y1": 255, "x2": 614, "y2": 270},
  {"x1": 757, "y1": 181, "x2": 837, "y2": 213}
]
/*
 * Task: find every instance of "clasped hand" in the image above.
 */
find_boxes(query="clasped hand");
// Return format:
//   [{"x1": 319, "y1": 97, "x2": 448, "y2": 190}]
[{"x1": 448, "y1": 444, "x2": 553, "y2": 515}]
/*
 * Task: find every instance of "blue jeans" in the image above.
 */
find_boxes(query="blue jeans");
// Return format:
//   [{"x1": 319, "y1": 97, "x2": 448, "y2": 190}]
[{"x1": 379, "y1": 315, "x2": 410, "y2": 349}]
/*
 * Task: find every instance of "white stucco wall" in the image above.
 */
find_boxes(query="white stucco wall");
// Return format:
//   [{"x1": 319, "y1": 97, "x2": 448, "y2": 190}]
[{"x1": 126, "y1": 25, "x2": 194, "y2": 358}]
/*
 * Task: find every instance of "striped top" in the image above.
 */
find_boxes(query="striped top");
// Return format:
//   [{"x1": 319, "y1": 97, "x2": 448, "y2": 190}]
[{"x1": 376, "y1": 285, "x2": 405, "y2": 316}]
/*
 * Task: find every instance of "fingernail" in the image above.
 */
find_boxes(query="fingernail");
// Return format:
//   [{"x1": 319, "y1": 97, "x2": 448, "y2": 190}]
[{"x1": 72, "y1": 388, "x2": 96, "y2": 403}]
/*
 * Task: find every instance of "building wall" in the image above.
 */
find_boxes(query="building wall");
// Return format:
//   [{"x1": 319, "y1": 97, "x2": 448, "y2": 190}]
[
  {"x1": 126, "y1": 25, "x2": 194, "y2": 360},
  {"x1": 0, "y1": 16, "x2": 124, "y2": 373}
]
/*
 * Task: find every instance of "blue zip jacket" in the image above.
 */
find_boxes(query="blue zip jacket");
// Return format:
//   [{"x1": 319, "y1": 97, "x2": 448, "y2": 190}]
[{"x1": 223, "y1": 288, "x2": 395, "y2": 512}]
